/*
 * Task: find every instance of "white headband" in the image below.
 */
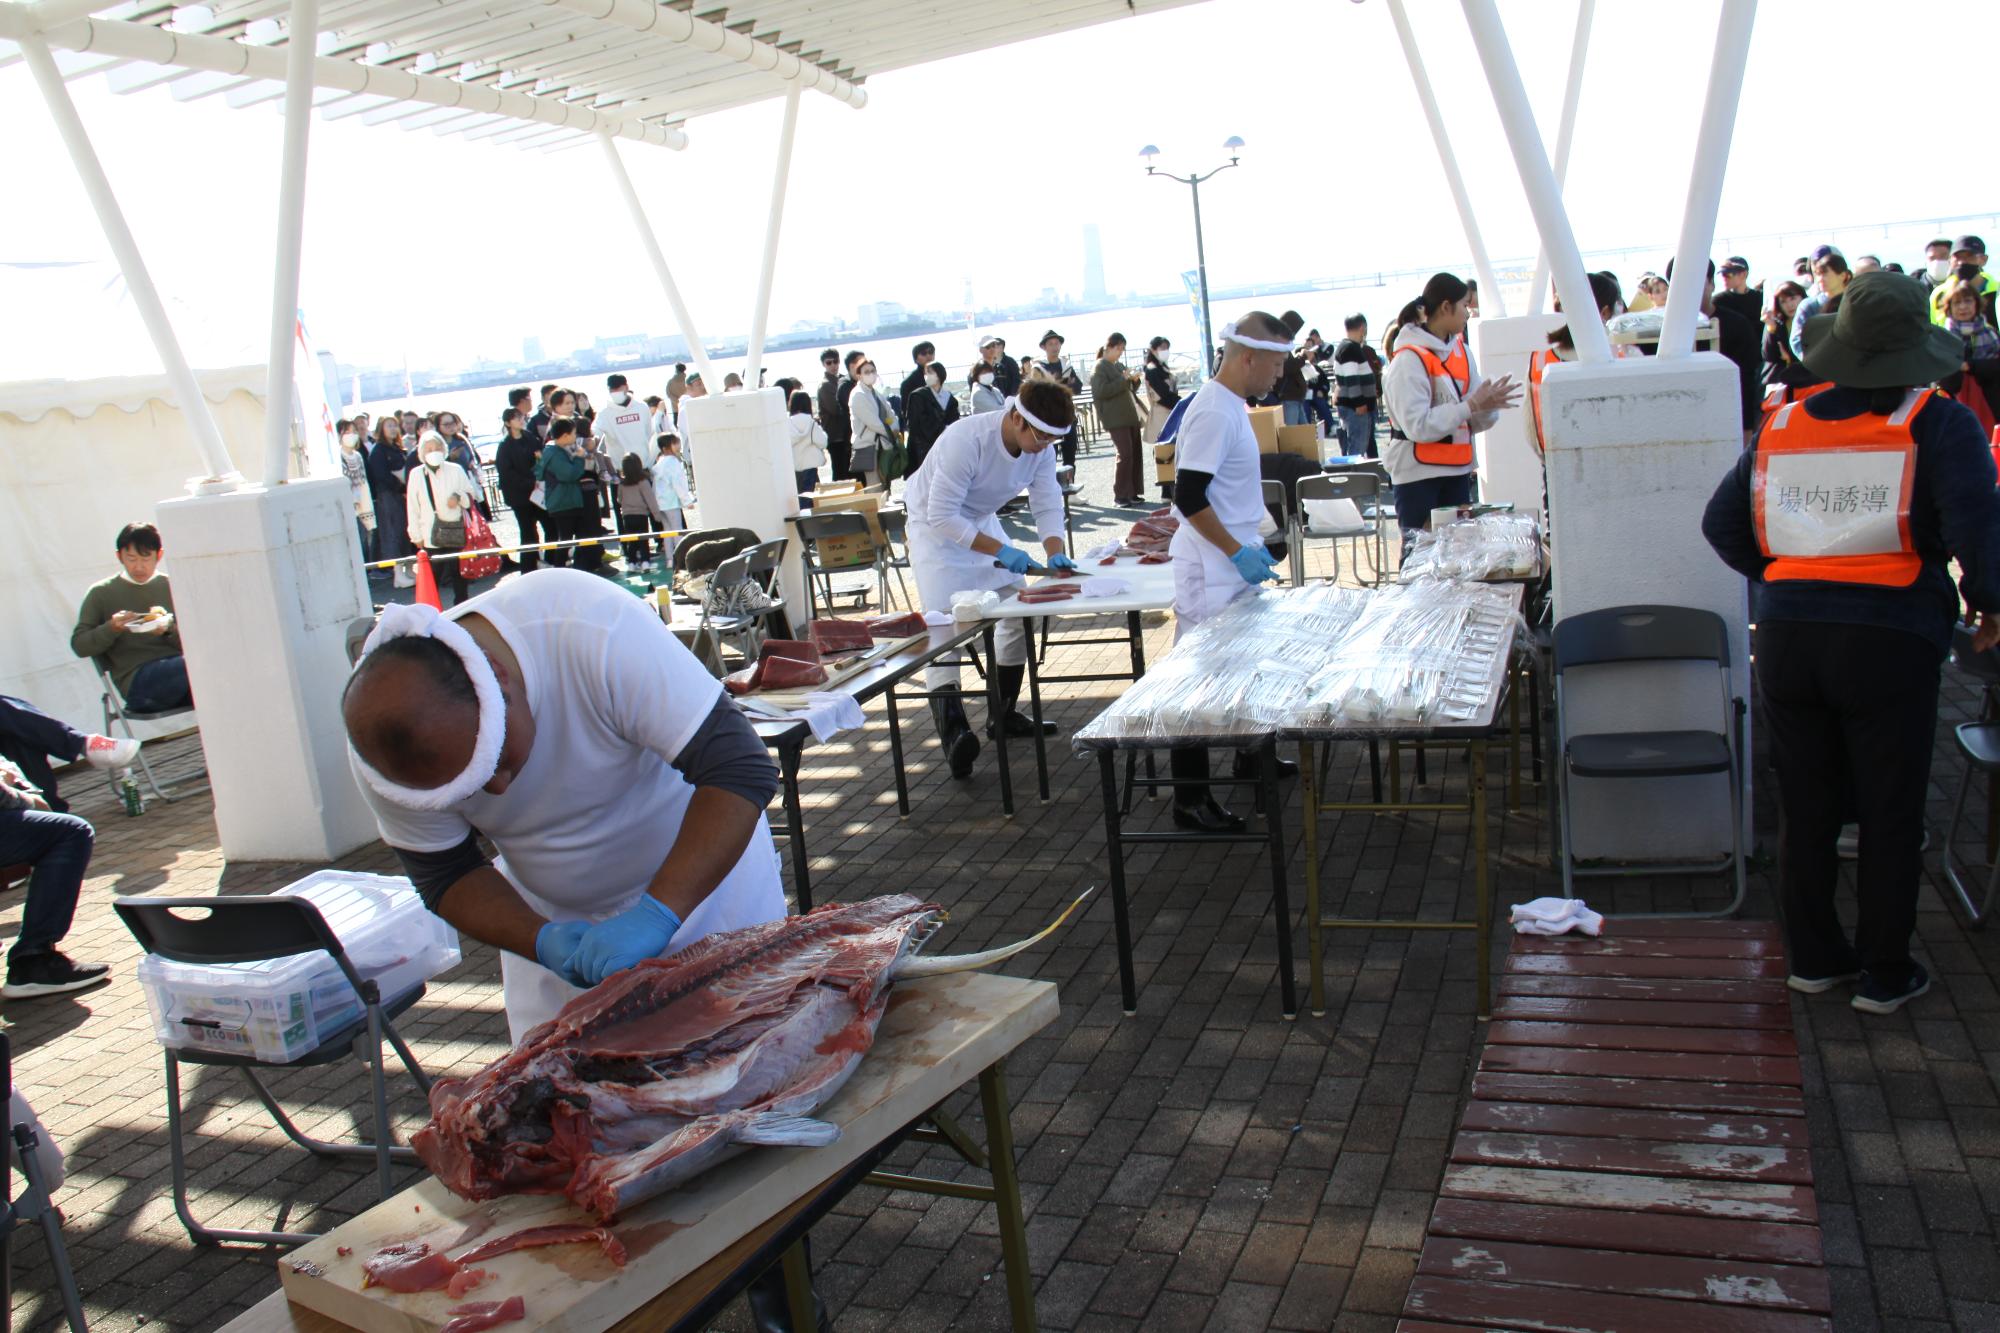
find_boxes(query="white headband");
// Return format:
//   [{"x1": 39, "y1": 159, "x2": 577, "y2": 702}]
[
  {"x1": 351, "y1": 603, "x2": 506, "y2": 811},
  {"x1": 1219, "y1": 321, "x2": 1294, "y2": 353},
  {"x1": 1008, "y1": 397, "x2": 1068, "y2": 439}
]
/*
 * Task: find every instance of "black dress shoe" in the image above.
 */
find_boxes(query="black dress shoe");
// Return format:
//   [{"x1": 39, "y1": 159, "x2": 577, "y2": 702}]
[
  {"x1": 1172, "y1": 800, "x2": 1246, "y2": 834},
  {"x1": 1232, "y1": 753, "x2": 1299, "y2": 781},
  {"x1": 987, "y1": 710, "x2": 1058, "y2": 739}
]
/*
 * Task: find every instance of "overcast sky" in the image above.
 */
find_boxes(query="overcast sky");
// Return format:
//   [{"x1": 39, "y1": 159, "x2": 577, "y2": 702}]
[{"x1": 4, "y1": 0, "x2": 1983, "y2": 372}]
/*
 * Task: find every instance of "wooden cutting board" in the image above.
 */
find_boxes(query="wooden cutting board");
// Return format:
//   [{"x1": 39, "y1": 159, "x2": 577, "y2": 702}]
[
  {"x1": 749, "y1": 628, "x2": 929, "y2": 708},
  {"x1": 274, "y1": 970, "x2": 1057, "y2": 1332}
]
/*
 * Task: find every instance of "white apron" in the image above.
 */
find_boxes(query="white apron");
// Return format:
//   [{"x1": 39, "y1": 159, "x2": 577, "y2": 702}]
[
  {"x1": 1168, "y1": 521, "x2": 1258, "y2": 642},
  {"x1": 908, "y1": 512, "x2": 1027, "y2": 612}
]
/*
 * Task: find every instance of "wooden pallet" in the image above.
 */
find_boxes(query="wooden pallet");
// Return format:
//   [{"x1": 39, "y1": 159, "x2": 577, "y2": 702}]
[{"x1": 1397, "y1": 920, "x2": 1832, "y2": 1333}]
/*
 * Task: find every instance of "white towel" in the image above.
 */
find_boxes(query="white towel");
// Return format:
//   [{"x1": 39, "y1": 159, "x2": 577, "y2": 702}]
[
  {"x1": 793, "y1": 692, "x2": 866, "y2": 743},
  {"x1": 1080, "y1": 578, "x2": 1130, "y2": 599},
  {"x1": 1084, "y1": 539, "x2": 1121, "y2": 560},
  {"x1": 922, "y1": 609, "x2": 954, "y2": 627},
  {"x1": 1509, "y1": 896, "x2": 1604, "y2": 937}
]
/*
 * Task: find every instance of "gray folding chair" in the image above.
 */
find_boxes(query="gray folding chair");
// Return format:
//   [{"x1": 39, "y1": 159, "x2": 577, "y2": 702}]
[
  {"x1": 94, "y1": 660, "x2": 198, "y2": 803},
  {"x1": 1055, "y1": 465, "x2": 1082, "y2": 549},
  {"x1": 693, "y1": 551, "x2": 766, "y2": 672},
  {"x1": 743, "y1": 538, "x2": 792, "y2": 640},
  {"x1": 1940, "y1": 625, "x2": 2000, "y2": 926},
  {"x1": 2, "y1": 1033, "x2": 87, "y2": 1331},
  {"x1": 1259, "y1": 479, "x2": 1295, "y2": 585},
  {"x1": 1293, "y1": 472, "x2": 1387, "y2": 586},
  {"x1": 794, "y1": 512, "x2": 880, "y2": 620},
  {"x1": 113, "y1": 895, "x2": 433, "y2": 1248},
  {"x1": 876, "y1": 510, "x2": 915, "y2": 611},
  {"x1": 1554, "y1": 605, "x2": 1747, "y2": 918}
]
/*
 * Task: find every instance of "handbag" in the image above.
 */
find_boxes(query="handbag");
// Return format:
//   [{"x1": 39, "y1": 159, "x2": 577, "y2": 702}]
[
  {"x1": 460, "y1": 504, "x2": 503, "y2": 580},
  {"x1": 423, "y1": 473, "x2": 467, "y2": 550}
]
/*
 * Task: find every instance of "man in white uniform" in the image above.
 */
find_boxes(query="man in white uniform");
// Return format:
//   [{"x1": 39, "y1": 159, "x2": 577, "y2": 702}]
[
  {"x1": 597, "y1": 372, "x2": 656, "y2": 468},
  {"x1": 342, "y1": 568, "x2": 785, "y2": 1044},
  {"x1": 1166, "y1": 310, "x2": 1300, "y2": 832},
  {"x1": 902, "y1": 380, "x2": 1077, "y2": 778}
]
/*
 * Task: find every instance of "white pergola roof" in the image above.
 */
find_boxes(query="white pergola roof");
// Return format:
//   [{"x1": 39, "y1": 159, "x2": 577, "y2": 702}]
[{"x1": 0, "y1": 0, "x2": 1207, "y2": 151}]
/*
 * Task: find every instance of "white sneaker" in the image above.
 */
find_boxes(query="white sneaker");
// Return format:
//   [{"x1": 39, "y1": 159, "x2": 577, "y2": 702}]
[
  {"x1": 82, "y1": 735, "x2": 140, "y2": 771},
  {"x1": 393, "y1": 569, "x2": 416, "y2": 588},
  {"x1": 1836, "y1": 823, "x2": 1859, "y2": 859}
]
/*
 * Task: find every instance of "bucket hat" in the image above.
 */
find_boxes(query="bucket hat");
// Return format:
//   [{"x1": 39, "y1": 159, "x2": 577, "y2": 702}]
[{"x1": 1800, "y1": 271, "x2": 1964, "y2": 389}]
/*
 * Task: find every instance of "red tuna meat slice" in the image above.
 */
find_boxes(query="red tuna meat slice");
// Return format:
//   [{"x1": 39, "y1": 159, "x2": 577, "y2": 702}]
[
  {"x1": 361, "y1": 1240, "x2": 460, "y2": 1292},
  {"x1": 440, "y1": 1296, "x2": 527, "y2": 1333}
]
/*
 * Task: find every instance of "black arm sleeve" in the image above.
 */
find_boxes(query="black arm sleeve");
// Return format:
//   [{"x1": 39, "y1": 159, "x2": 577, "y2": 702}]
[
  {"x1": 1176, "y1": 468, "x2": 1214, "y2": 518},
  {"x1": 392, "y1": 831, "x2": 491, "y2": 912},
  {"x1": 673, "y1": 696, "x2": 781, "y2": 810}
]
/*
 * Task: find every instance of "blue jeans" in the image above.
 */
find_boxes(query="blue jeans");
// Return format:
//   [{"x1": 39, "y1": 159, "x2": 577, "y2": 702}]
[
  {"x1": 124, "y1": 657, "x2": 192, "y2": 714},
  {"x1": 1281, "y1": 400, "x2": 1312, "y2": 427},
  {"x1": 796, "y1": 469, "x2": 820, "y2": 508},
  {"x1": 1310, "y1": 396, "x2": 1336, "y2": 435},
  {"x1": 0, "y1": 696, "x2": 87, "y2": 813},
  {"x1": 0, "y1": 808, "x2": 93, "y2": 957},
  {"x1": 1337, "y1": 405, "x2": 1379, "y2": 459},
  {"x1": 1391, "y1": 472, "x2": 1475, "y2": 535}
]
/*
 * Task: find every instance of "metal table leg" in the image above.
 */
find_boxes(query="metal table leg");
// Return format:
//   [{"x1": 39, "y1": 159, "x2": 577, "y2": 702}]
[
  {"x1": 979, "y1": 1062, "x2": 1037, "y2": 1333},
  {"x1": 1300, "y1": 739, "x2": 1324, "y2": 1017},
  {"x1": 1507, "y1": 675, "x2": 1523, "y2": 812},
  {"x1": 1472, "y1": 739, "x2": 1492, "y2": 1018},
  {"x1": 885, "y1": 679, "x2": 910, "y2": 817},
  {"x1": 1025, "y1": 620, "x2": 1051, "y2": 802},
  {"x1": 986, "y1": 625, "x2": 1014, "y2": 817},
  {"x1": 1262, "y1": 741, "x2": 1298, "y2": 1019},
  {"x1": 780, "y1": 741, "x2": 812, "y2": 912},
  {"x1": 780, "y1": 1239, "x2": 815, "y2": 1331},
  {"x1": 1100, "y1": 750, "x2": 1137, "y2": 1014},
  {"x1": 1130, "y1": 611, "x2": 1157, "y2": 793}
]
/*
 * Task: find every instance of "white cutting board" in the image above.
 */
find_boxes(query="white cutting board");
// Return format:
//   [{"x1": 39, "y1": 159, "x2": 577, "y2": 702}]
[
  {"x1": 276, "y1": 970, "x2": 1056, "y2": 1332},
  {"x1": 747, "y1": 628, "x2": 929, "y2": 708}
]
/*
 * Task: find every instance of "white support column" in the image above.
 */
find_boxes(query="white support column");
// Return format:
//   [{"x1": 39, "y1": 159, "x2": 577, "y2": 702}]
[
  {"x1": 1528, "y1": 0, "x2": 1594, "y2": 316},
  {"x1": 1459, "y1": 0, "x2": 1611, "y2": 363},
  {"x1": 1387, "y1": 0, "x2": 1504, "y2": 318},
  {"x1": 743, "y1": 83, "x2": 801, "y2": 388},
  {"x1": 20, "y1": 31, "x2": 236, "y2": 484},
  {"x1": 1658, "y1": 0, "x2": 1758, "y2": 359},
  {"x1": 260, "y1": 0, "x2": 318, "y2": 486},
  {"x1": 599, "y1": 130, "x2": 714, "y2": 384}
]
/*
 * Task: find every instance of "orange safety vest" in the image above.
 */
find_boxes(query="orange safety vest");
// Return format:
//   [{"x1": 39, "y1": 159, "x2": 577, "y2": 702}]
[
  {"x1": 1991, "y1": 424, "x2": 2000, "y2": 475},
  {"x1": 1759, "y1": 379, "x2": 1831, "y2": 423},
  {"x1": 1752, "y1": 388, "x2": 1929, "y2": 588},
  {"x1": 1393, "y1": 339, "x2": 1474, "y2": 466},
  {"x1": 1527, "y1": 347, "x2": 1556, "y2": 455}
]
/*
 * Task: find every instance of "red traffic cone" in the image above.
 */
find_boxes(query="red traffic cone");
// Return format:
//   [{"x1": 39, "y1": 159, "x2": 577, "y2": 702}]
[{"x1": 413, "y1": 551, "x2": 443, "y2": 611}]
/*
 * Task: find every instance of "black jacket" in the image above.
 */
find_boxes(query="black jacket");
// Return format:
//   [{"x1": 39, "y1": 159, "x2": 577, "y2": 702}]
[
  {"x1": 818, "y1": 373, "x2": 851, "y2": 444},
  {"x1": 526, "y1": 407, "x2": 551, "y2": 445},
  {"x1": 899, "y1": 365, "x2": 931, "y2": 400},
  {"x1": 1144, "y1": 359, "x2": 1180, "y2": 410},
  {"x1": 994, "y1": 354, "x2": 1023, "y2": 397},
  {"x1": 495, "y1": 433, "x2": 540, "y2": 503},
  {"x1": 904, "y1": 385, "x2": 959, "y2": 457},
  {"x1": 1276, "y1": 353, "x2": 1309, "y2": 403}
]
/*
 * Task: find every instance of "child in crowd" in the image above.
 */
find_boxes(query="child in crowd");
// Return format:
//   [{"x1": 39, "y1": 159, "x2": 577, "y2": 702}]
[
  {"x1": 616, "y1": 454, "x2": 668, "y2": 573},
  {"x1": 650, "y1": 434, "x2": 694, "y2": 568},
  {"x1": 788, "y1": 390, "x2": 828, "y2": 505}
]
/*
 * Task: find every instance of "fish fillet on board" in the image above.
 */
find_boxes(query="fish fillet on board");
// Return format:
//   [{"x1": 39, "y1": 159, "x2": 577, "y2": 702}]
[{"x1": 415, "y1": 892, "x2": 1090, "y2": 1221}]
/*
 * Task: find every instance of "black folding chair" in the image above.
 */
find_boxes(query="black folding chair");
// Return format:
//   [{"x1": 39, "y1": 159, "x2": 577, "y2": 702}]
[
  {"x1": 1, "y1": 1033, "x2": 86, "y2": 1332},
  {"x1": 1941, "y1": 625, "x2": 2000, "y2": 926},
  {"x1": 1553, "y1": 605, "x2": 1748, "y2": 918},
  {"x1": 113, "y1": 896, "x2": 433, "y2": 1247}
]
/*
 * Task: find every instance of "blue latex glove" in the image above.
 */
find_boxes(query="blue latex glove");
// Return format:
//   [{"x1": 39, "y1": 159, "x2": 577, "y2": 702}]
[
  {"x1": 994, "y1": 545, "x2": 1035, "y2": 575},
  {"x1": 569, "y1": 896, "x2": 683, "y2": 985},
  {"x1": 1047, "y1": 552, "x2": 1078, "y2": 573},
  {"x1": 1230, "y1": 543, "x2": 1281, "y2": 585},
  {"x1": 534, "y1": 920, "x2": 591, "y2": 987}
]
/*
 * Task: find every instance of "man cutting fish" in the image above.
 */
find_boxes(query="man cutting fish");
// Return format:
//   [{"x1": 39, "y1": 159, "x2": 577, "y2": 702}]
[{"x1": 342, "y1": 568, "x2": 786, "y2": 1044}]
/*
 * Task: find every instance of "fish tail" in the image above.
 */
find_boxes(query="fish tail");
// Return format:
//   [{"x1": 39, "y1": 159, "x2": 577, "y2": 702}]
[
  {"x1": 891, "y1": 887, "x2": 1095, "y2": 978},
  {"x1": 735, "y1": 1113, "x2": 841, "y2": 1148}
]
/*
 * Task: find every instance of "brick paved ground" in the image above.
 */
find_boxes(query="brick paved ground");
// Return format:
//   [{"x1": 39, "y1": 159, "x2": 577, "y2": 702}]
[{"x1": 9, "y1": 440, "x2": 2000, "y2": 1330}]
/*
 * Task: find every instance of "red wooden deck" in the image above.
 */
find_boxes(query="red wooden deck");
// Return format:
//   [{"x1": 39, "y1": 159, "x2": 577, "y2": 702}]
[{"x1": 1397, "y1": 920, "x2": 1832, "y2": 1333}]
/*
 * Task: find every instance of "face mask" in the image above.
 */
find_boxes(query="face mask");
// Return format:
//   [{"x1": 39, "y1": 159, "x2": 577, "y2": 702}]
[
  {"x1": 424, "y1": 451, "x2": 444, "y2": 468},
  {"x1": 1932, "y1": 258, "x2": 1954, "y2": 282},
  {"x1": 862, "y1": 372, "x2": 877, "y2": 386},
  {"x1": 977, "y1": 372, "x2": 994, "y2": 386},
  {"x1": 340, "y1": 432, "x2": 358, "y2": 449},
  {"x1": 612, "y1": 391, "x2": 629, "y2": 404}
]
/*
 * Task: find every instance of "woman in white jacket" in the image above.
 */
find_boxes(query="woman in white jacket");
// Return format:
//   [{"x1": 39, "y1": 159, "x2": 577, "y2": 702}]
[
  {"x1": 1381, "y1": 272, "x2": 1518, "y2": 540},
  {"x1": 788, "y1": 389, "x2": 829, "y2": 499},
  {"x1": 406, "y1": 431, "x2": 484, "y2": 605},
  {"x1": 847, "y1": 359, "x2": 899, "y2": 487},
  {"x1": 650, "y1": 433, "x2": 695, "y2": 565}
]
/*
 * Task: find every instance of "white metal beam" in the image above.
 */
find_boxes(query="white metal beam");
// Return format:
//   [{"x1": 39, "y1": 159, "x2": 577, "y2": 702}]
[
  {"x1": 743, "y1": 82, "x2": 799, "y2": 386},
  {"x1": 20, "y1": 30, "x2": 237, "y2": 482},
  {"x1": 1658, "y1": 0, "x2": 1757, "y2": 360},
  {"x1": 261, "y1": 0, "x2": 317, "y2": 486},
  {"x1": 1459, "y1": 0, "x2": 1610, "y2": 361},
  {"x1": 544, "y1": 0, "x2": 866, "y2": 107},
  {"x1": 1528, "y1": 0, "x2": 1593, "y2": 317},
  {"x1": 1387, "y1": 0, "x2": 1504, "y2": 318},
  {"x1": 599, "y1": 131, "x2": 713, "y2": 384}
]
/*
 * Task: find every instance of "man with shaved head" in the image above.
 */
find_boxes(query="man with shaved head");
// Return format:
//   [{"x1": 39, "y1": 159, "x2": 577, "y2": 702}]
[{"x1": 343, "y1": 568, "x2": 784, "y2": 1043}]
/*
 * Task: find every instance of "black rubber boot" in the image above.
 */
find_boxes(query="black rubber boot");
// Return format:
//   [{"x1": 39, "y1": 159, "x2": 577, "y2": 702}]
[
  {"x1": 987, "y1": 663, "x2": 1059, "y2": 739},
  {"x1": 746, "y1": 1235, "x2": 832, "y2": 1332},
  {"x1": 1232, "y1": 750, "x2": 1299, "y2": 781},
  {"x1": 1170, "y1": 746, "x2": 1244, "y2": 833},
  {"x1": 930, "y1": 685, "x2": 980, "y2": 779}
]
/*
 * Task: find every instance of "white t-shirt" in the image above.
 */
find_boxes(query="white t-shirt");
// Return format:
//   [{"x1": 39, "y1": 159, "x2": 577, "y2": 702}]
[
  {"x1": 352, "y1": 569, "x2": 782, "y2": 940},
  {"x1": 597, "y1": 393, "x2": 656, "y2": 468},
  {"x1": 1171, "y1": 378, "x2": 1265, "y2": 542}
]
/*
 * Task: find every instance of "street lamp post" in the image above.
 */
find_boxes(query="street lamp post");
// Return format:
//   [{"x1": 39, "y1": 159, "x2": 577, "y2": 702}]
[{"x1": 1142, "y1": 136, "x2": 1244, "y2": 379}]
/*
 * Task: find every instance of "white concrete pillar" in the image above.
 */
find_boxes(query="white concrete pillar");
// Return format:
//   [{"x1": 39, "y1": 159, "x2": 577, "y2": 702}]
[
  {"x1": 680, "y1": 389, "x2": 806, "y2": 626},
  {"x1": 1471, "y1": 314, "x2": 1560, "y2": 514},
  {"x1": 1541, "y1": 355, "x2": 1750, "y2": 862},
  {"x1": 154, "y1": 478, "x2": 379, "y2": 861},
  {"x1": 260, "y1": 0, "x2": 318, "y2": 487}
]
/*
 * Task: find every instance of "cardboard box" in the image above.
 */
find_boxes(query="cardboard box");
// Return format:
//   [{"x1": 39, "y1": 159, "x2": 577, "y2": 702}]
[
  {"x1": 1276, "y1": 424, "x2": 1319, "y2": 459},
  {"x1": 1249, "y1": 405, "x2": 1282, "y2": 454},
  {"x1": 1154, "y1": 441, "x2": 1176, "y2": 483},
  {"x1": 808, "y1": 488, "x2": 884, "y2": 569}
]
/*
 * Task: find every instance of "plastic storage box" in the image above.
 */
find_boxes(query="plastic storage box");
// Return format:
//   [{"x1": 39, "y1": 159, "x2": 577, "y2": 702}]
[{"x1": 136, "y1": 870, "x2": 460, "y2": 1064}]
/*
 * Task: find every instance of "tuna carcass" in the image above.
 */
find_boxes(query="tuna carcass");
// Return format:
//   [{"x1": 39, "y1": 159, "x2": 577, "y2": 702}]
[{"x1": 413, "y1": 893, "x2": 1086, "y2": 1221}]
